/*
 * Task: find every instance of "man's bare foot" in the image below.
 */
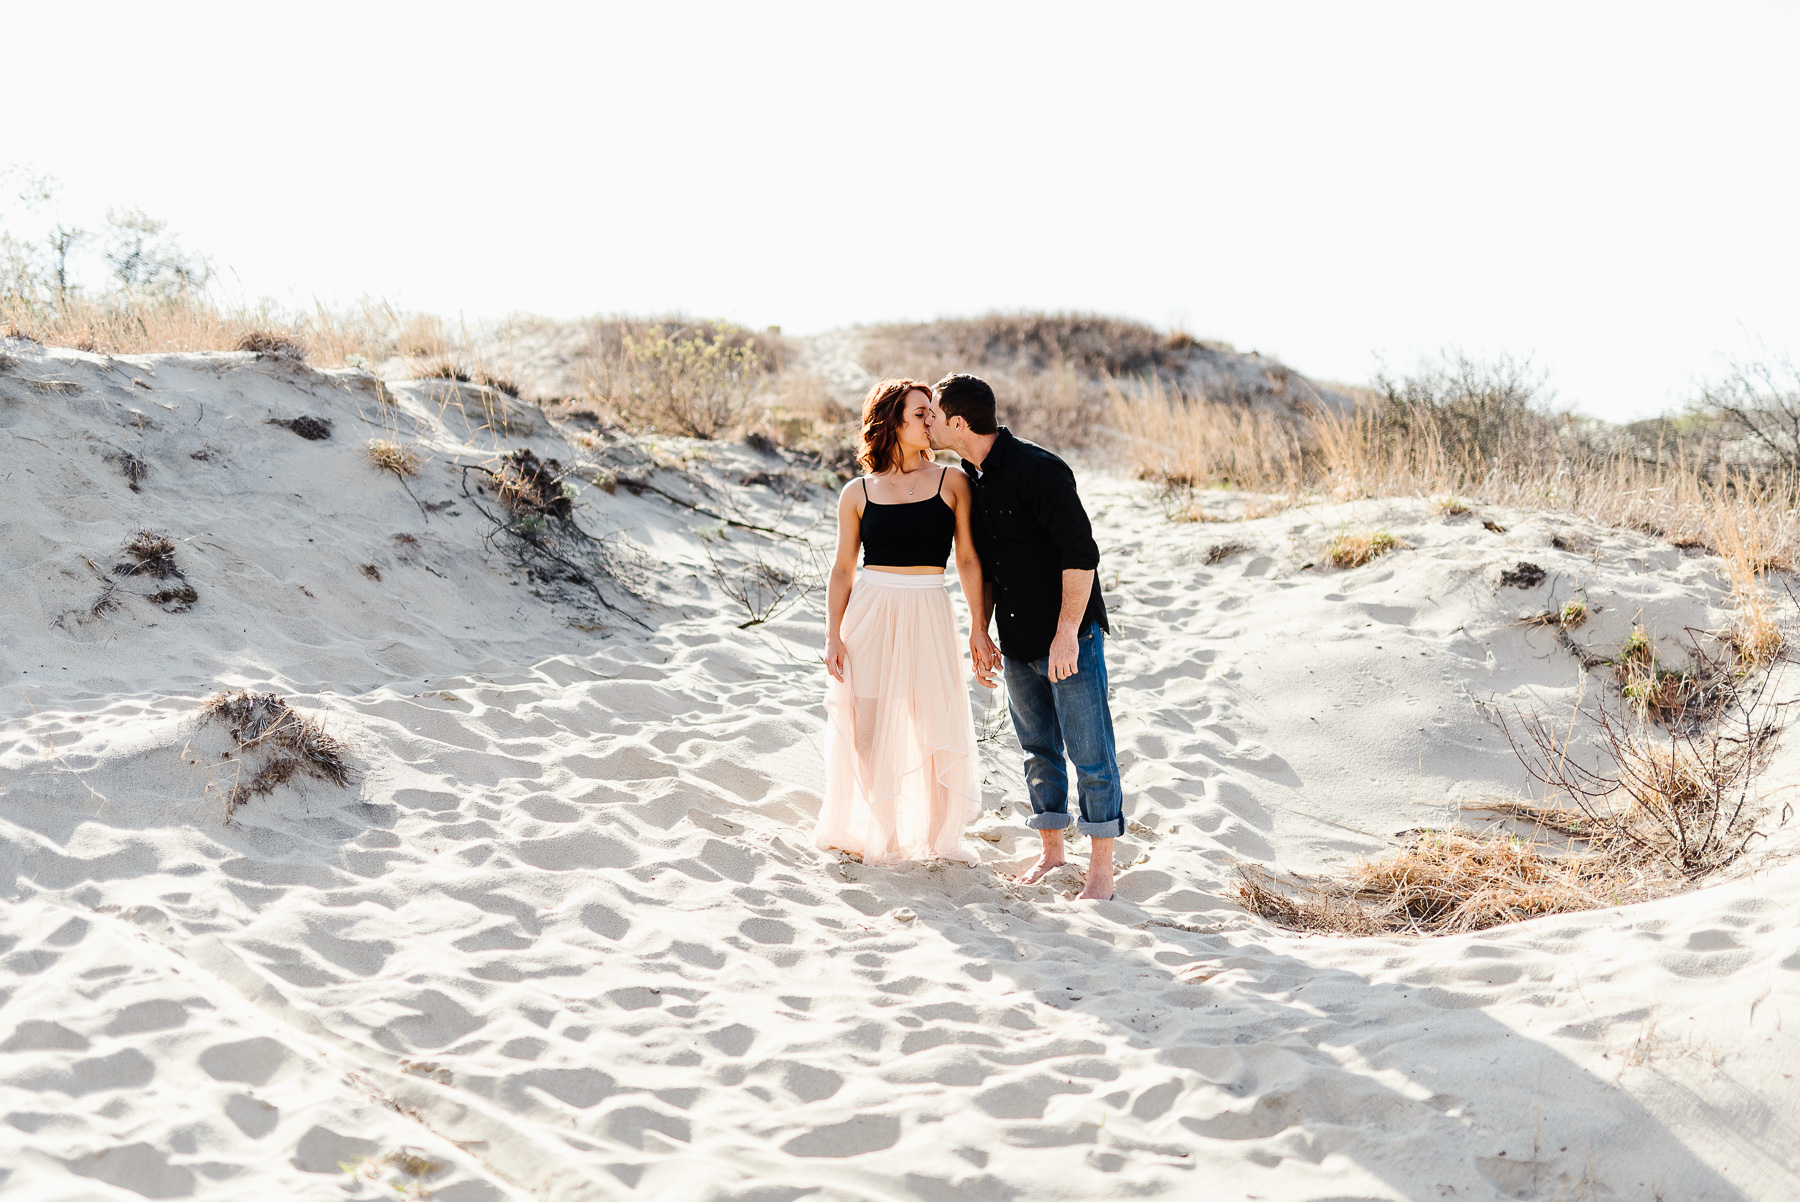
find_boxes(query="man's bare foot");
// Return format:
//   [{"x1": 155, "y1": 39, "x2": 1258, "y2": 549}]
[
  {"x1": 1076, "y1": 873, "x2": 1114, "y2": 901},
  {"x1": 1077, "y1": 837, "x2": 1116, "y2": 901},
  {"x1": 1016, "y1": 828, "x2": 1067, "y2": 885}
]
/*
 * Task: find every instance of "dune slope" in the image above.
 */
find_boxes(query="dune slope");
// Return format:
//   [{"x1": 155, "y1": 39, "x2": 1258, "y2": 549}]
[{"x1": 2, "y1": 339, "x2": 1798, "y2": 1201}]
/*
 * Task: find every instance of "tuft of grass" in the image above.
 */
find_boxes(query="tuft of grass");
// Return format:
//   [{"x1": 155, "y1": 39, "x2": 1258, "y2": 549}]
[
  {"x1": 201, "y1": 690, "x2": 352, "y2": 821},
  {"x1": 1236, "y1": 830, "x2": 1626, "y2": 936},
  {"x1": 1619, "y1": 741, "x2": 1710, "y2": 819},
  {"x1": 237, "y1": 329, "x2": 306, "y2": 360},
  {"x1": 381, "y1": 1150, "x2": 446, "y2": 1179},
  {"x1": 1705, "y1": 492, "x2": 1786, "y2": 669},
  {"x1": 1559, "y1": 599, "x2": 1588, "y2": 628},
  {"x1": 1621, "y1": 666, "x2": 1699, "y2": 723},
  {"x1": 419, "y1": 361, "x2": 470, "y2": 383},
  {"x1": 110, "y1": 450, "x2": 148, "y2": 491},
  {"x1": 366, "y1": 438, "x2": 420, "y2": 477},
  {"x1": 1326, "y1": 528, "x2": 1401, "y2": 569},
  {"x1": 117, "y1": 532, "x2": 178, "y2": 578},
  {"x1": 418, "y1": 360, "x2": 521, "y2": 397},
  {"x1": 1620, "y1": 626, "x2": 1653, "y2": 666},
  {"x1": 1435, "y1": 495, "x2": 1474, "y2": 517}
]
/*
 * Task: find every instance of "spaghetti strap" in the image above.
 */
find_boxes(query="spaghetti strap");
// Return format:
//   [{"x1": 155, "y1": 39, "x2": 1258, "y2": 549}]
[{"x1": 933, "y1": 467, "x2": 946, "y2": 499}]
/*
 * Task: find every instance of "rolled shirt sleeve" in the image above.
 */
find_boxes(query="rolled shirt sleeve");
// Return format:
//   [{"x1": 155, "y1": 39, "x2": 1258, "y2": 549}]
[{"x1": 1029, "y1": 463, "x2": 1101, "y2": 571}]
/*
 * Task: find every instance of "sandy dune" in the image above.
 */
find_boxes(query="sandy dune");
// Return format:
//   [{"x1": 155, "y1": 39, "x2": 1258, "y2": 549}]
[{"x1": 2, "y1": 338, "x2": 1797, "y2": 1200}]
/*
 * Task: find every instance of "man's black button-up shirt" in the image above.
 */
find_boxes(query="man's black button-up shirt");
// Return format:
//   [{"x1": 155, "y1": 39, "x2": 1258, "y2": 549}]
[{"x1": 963, "y1": 428, "x2": 1108, "y2": 663}]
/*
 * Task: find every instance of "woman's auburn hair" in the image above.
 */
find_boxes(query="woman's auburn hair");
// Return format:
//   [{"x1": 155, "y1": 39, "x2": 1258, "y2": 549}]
[{"x1": 858, "y1": 377, "x2": 933, "y2": 474}]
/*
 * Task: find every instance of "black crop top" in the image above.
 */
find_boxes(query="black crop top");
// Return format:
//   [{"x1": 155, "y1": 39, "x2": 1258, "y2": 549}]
[{"x1": 860, "y1": 469, "x2": 955, "y2": 568}]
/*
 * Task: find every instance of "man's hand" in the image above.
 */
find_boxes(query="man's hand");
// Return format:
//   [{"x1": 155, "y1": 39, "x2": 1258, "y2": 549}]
[
  {"x1": 1046, "y1": 625, "x2": 1080, "y2": 683},
  {"x1": 969, "y1": 630, "x2": 1000, "y2": 688}
]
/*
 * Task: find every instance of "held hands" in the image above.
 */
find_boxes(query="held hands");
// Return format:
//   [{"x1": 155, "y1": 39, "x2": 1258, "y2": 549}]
[
  {"x1": 824, "y1": 633, "x2": 848, "y2": 682},
  {"x1": 1046, "y1": 626, "x2": 1081, "y2": 683},
  {"x1": 969, "y1": 630, "x2": 1001, "y2": 689}
]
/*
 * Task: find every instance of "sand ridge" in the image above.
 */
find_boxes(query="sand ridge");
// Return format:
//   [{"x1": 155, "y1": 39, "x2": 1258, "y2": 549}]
[{"x1": 2, "y1": 339, "x2": 1798, "y2": 1199}]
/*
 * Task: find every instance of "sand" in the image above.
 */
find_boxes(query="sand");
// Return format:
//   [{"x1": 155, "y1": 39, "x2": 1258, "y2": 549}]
[{"x1": 2, "y1": 336, "x2": 1797, "y2": 1200}]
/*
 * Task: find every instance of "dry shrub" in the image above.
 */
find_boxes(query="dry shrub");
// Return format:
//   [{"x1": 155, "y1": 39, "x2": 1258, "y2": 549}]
[
  {"x1": 1503, "y1": 665, "x2": 1788, "y2": 877},
  {"x1": 570, "y1": 317, "x2": 783, "y2": 430},
  {"x1": 591, "y1": 321, "x2": 767, "y2": 439},
  {"x1": 202, "y1": 689, "x2": 351, "y2": 820},
  {"x1": 1326, "y1": 529, "x2": 1400, "y2": 569},
  {"x1": 864, "y1": 312, "x2": 1194, "y2": 379},
  {"x1": 861, "y1": 314, "x2": 1190, "y2": 450},
  {"x1": 366, "y1": 439, "x2": 420, "y2": 477},
  {"x1": 1237, "y1": 831, "x2": 1628, "y2": 936}
]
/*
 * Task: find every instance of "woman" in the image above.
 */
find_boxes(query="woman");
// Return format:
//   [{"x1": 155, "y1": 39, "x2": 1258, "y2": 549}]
[{"x1": 818, "y1": 378, "x2": 986, "y2": 866}]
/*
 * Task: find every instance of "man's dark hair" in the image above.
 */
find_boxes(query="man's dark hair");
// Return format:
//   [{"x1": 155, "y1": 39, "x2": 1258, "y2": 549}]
[{"x1": 934, "y1": 373, "x2": 998, "y2": 435}]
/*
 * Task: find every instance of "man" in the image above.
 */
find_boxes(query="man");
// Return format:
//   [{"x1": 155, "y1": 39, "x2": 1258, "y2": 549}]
[{"x1": 929, "y1": 372, "x2": 1123, "y2": 901}]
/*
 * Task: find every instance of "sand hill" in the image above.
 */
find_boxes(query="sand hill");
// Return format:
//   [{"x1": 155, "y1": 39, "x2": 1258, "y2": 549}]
[{"x1": 1, "y1": 336, "x2": 1797, "y2": 1200}]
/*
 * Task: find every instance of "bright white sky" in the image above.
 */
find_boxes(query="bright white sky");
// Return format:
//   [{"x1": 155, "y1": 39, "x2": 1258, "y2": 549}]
[{"x1": 8, "y1": 2, "x2": 1798, "y2": 420}]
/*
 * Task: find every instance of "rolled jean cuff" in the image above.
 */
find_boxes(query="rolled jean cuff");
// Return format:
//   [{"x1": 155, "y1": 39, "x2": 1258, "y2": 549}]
[
  {"x1": 1026, "y1": 812, "x2": 1073, "y2": 831},
  {"x1": 1077, "y1": 817, "x2": 1124, "y2": 839}
]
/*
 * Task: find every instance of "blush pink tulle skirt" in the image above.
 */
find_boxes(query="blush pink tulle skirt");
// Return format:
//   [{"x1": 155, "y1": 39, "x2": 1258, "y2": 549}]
[{"x1": 818, "y1": 571, "x2": 981, "y2": 866}]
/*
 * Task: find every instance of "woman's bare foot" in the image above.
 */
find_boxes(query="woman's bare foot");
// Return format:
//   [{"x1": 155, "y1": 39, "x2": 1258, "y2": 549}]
[{"x1": 1016, "y1": 828, "x2": 1067, "y2": 885}]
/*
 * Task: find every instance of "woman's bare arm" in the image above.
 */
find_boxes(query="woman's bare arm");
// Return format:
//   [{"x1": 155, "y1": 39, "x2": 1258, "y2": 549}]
[
  {"x1": 945, "y1": 470, "x2": 997, "y2": 688},
  {"x1": 823, "y1": 480, "x2": 864, "y2": 681}
]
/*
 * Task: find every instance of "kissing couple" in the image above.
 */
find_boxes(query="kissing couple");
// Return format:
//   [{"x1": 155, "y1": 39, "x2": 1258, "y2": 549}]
[{"x1": 815, "y1": 373, "x2": 1123, "y2": 901}]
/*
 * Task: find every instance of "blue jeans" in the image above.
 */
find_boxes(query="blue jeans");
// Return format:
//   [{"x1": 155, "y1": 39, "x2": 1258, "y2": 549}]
[{"x1": 1002, "y1": 625, "x2": 1125, "y2": 839}]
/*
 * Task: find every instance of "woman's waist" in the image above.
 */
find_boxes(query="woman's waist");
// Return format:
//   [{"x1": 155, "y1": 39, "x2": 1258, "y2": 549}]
[{"x1": 858, "y1": 568, "x2": 947, "y2": 588}]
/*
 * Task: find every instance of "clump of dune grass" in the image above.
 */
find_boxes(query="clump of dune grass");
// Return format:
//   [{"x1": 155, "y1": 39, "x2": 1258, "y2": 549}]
[
  {"x1": 366, "y1": 438, "x2": 420, "y2": 477},
  {"x1": 1519, "y1": 597, "x2": 1590, "y2": 631},
  {"x1": 1435, "y1": 495, "x2": 1474, "y2": 517},
  {"x1": 236, "y1": 329, "x2": 305, "y2": 360},
  {"x1": 116, "y1": 531, "x2": 179, "y2": 578},
  {"x1": 202, "y1": 689, "x2": 352, "y2": 821},
  {"x1": 1705, "y1": 491, "x2": 1787, "y2": 669},
  {"x1": 1621, "y1": 665, "x2": 1700, "y2": 723},
  {"x1": 418, "y1": 360, "x2": 521, "y2": 398},
  {"x1": 1236, "y1": 830, "x2": 1630, "y2": 936},
  {"x1": 1326, "y1": 528, "x2": 1401, "y2": 569}
]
